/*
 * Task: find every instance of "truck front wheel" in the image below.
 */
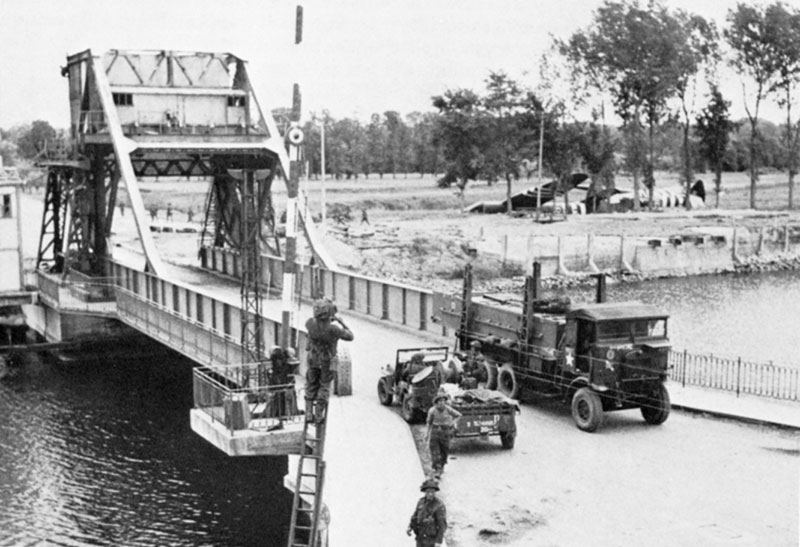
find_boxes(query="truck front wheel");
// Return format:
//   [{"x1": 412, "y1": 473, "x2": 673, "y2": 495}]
[
  {"x1": 641, "y1": 384, "x2": 671, "y2": 425},
  {"x1": 377, "y1": 377, "x2": 393, "y2": 406},
  {"x1": 497, "y1": 363, "x2": 518, "y2": 399},
  {"x1": 571, "y1": 387, "x2": 603, "y2": 432}
]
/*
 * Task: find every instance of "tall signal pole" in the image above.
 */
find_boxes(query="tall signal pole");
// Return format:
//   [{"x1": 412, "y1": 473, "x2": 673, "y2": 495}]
[{"x1": 281, "y1": 5, "x2": 304, "y2": 349}]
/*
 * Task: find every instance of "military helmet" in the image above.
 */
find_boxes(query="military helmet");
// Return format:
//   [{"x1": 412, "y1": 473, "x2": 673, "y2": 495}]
[
  {"x1": 420, "y1": 478, "x2": 440, "y2": 492},
  {"x1": 469, "y1": 340, "x2": 482, "y2": 349},
  {"x1": 433, "y1": 387, "x2": 449, "y2": 403},
  {"x1": 313, "y1": 298, "x2": 333, "y2": 319},
  {"x1": 410, "y1": 352, "x2": 426, "y2": 364}
]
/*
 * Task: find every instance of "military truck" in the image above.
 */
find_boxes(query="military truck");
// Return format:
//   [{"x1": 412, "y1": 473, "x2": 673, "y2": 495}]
[
  {"x1": 434, "y1": 263, "x2": 671, "y2": 432},
  {"x1": 377, "y1": 347, "x2": 518, "y2": 448}
]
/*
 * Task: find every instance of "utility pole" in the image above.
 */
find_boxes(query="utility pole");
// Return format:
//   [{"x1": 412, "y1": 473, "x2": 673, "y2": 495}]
[
  {"x1": 320, "y1": 121, "x2": 326, "y2": 229},
  {"x1": 281, "y1": 5, "x2": 304, "y2": 350},
  {"x1": 536, "y1": 111, "x2": 544, "y2": 222}
]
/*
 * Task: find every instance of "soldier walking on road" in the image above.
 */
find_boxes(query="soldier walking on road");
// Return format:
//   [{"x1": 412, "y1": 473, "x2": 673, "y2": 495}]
[
  {"x1": 304, "y1": 298, "x2": 354, "y2": 423},
  {"x1": 407, "y1": 478, "x2": 447, "y2": 547},
  {"x1": 426, "y1": 388, "x2": 462, "y2": 479}
]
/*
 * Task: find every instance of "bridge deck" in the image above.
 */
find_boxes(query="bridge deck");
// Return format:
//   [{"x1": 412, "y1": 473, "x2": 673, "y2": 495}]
[{"x1": 111, "y1": 245, "x2": 435, "y2": 545}]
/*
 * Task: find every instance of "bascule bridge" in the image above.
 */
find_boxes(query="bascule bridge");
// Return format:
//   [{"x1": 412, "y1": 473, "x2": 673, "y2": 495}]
[{"x1": 21, "y1": 47, "x2": 439, "y2": 547}]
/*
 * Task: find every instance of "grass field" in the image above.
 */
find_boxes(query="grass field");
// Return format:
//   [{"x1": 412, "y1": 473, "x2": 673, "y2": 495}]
[{"x1": 120, "y1": 170, "x2": 798, "y2": 221}]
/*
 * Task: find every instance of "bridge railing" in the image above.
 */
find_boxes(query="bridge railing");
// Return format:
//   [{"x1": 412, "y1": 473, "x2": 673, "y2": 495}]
[
  {"x1": 669, "y1": 349, "x2": 799, "y2": 401},
  {"x1": 115, "y1": 288, "x2": 245, "y2": 366},
  {"x1": 33, "y1": 270, "x2": 117, "y2": 316},
  {"x1": 193, "y1": 364, "x2": 302, "y2": 433},
  {"x1": 199, "y1": 246, "x2": 438, "y2": 335}
]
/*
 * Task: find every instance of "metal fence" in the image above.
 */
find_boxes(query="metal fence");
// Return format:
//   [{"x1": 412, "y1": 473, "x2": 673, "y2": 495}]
[
  {"x1": 669, "y1": 350, "x2": 800, "y2": 401},
  {"x1": 193, "y1": 364, "x2": 304, "y2": 434}
]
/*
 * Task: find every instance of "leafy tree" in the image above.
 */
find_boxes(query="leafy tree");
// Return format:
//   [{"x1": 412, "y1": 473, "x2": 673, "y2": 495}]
[
  {"x1": 725, "y1": 3, "x2": 784, "y2": 209},
  {"x1": 431, "y1": 89, "x2": 485, "y2": 205},
  {"x1": 767, "y1": 2, "x2": 800, "y2": 209},
  {"x1": 579, "y1": 121, "x2": 617, "y2": 211},
  {"x1": 695, "y1": 87, "x2": 738, "y2": 207},
  {"x1": 481, "y1": 72, "x2": 539, "y2": 213},
  {"x1": 16, "y1": 120, "x2": 57, "y2": 159},
  {"x1": 365, "y1": 114, "x2": 388, "y2": 177},
  {"x1": 563, "y1": 0, "x2": 710, "y2": 210},
  {"x1": 542, "y1": 118, "x2": 585, "y2": 214}
]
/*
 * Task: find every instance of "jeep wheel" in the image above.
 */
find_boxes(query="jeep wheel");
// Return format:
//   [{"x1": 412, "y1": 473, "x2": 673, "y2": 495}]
[
  {"x1": 377, "y1": 377, "x2": 393, "y2": 406},
  {"x1": 571, "y1": 387, "x2": 603, "y2": 432},
  {"x1": 497, "y1": 363, "x2": 518, "y2": 399},
  {"x1": 402, "y1": 396, "x2": 423, "y2": 424},
  {"x1": 641, "y1": 384, "x2": 671, "y2": 425},
  {"x1": 499, "y1": 431, "x2": 516, "y2": 449}
]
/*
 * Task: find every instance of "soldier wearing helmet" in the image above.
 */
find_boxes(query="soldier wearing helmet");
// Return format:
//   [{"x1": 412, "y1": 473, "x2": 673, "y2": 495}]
[
  {"x1": 461, "y1": 339, "x2": 488, "y2": 389},
  {"x1": 267, "y1": 346, "x2": 300, "y2": 421},
  {"x1": 426, "y1": 387, "x2": 462, "y2": 479},
  {"x1": 305, "y1": 297, "x2": 354, "y2": 423},
  {"x1": 407, "y1": 478, "x2": 447, "y2": 547}
]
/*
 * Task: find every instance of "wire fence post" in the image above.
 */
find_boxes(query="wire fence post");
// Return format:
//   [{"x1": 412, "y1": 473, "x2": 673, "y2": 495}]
[
  {"x1": 682, "y1": 349, "x2": 687, "y2": 387},
  {"x1": 736, "y1": 357, "x2": 741, "y2": 398}
]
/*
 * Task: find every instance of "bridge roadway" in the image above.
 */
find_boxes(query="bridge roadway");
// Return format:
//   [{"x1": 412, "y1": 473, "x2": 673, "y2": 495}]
[{"x1": 102, "y1": 245, "x2": 800, "y2": 546}]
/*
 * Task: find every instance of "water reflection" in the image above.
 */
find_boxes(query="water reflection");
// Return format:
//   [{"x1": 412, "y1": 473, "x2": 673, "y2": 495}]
[
  {"x1": 0, "y1": 348, "x2": 291, "y2": 547},
  {"x1": 560, "y1": 270, "x2": 800, "y2": 366}
]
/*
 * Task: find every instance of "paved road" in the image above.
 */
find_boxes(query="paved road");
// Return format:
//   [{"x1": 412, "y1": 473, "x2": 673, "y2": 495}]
[{"x1": 340, "y1": 312, "x2": 799, "y2": 547}]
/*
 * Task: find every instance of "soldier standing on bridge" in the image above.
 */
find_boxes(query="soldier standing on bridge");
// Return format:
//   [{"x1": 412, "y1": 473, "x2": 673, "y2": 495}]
[
  {"x1": 304, "y1": 298, "x2": 353, "y2": 423},
  {"x1": 407, "y1": 478, "x2": 447, "y2": 547}
]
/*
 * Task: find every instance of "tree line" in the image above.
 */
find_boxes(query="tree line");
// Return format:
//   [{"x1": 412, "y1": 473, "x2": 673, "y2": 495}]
[{"x1": 3, "y1": 1, "x2": 800, "y2": 211}]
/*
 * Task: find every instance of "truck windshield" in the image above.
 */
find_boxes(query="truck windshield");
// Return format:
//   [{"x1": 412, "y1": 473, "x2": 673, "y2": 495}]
[{"x1": 596, "y1": 318, "x2": 667, "y2": 342}]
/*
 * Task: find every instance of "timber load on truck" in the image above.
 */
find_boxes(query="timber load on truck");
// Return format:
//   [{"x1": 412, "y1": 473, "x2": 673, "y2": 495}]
[{"x1": 433, "y1": 263, "x2": 672, "y2": 432}]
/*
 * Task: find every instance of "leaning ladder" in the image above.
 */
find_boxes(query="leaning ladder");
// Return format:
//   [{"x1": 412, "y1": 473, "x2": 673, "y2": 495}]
[{"x1": 286, "y1": 411, "x2": 327, "y2": 547}]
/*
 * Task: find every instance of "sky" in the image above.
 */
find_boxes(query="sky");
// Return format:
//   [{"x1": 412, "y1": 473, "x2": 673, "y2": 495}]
[{"x1": 0, "y1": 0, "x2": 783, "y2": 130}]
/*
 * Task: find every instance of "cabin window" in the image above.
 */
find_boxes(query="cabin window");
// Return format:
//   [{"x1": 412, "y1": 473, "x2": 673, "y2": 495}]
[
  {"x1": 223, "y1": 304, "x2": 231, "y2": 336},
  {"x1": 227, "y1": 96, "x2": 246, "y2": 107},
  {"x1": 196, "y1": 294, "x2": 204, "y2": 323},
  {"x1": 1, "y1": 195, "x2": 11, "y2": 218},
  {"x1": 112, "y1": 93, "x2": 133, "y2": 106}
]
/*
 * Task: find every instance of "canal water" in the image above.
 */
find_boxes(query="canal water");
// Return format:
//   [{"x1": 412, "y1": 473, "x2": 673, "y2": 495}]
[
  {"x1": 0, "y1": 346, "x2": 291, "y2": 547},
  {"x1": 1, "y1": 270, "x2": 797, "y2": 547}
]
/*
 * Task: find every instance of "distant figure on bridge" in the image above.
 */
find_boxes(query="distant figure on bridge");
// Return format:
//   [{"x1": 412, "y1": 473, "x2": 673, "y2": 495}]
[
  {"x1": 166, "y1": 202, "x2": 174, "y2": 221},
  {"x1": 118, "y1": 202, "x2": 125, "y2": 216},
  {"x1": 360, "y1": 207, "x2": 370, "y2": 225},
  {"x1": 407, "y1": 479, "x2": 447, "y2": 547},
  {"x1": 149, "y1": 207, "x2": 158, "y2": 221},
  {"x1": 304, "y1": 298, "x2": 354, "y2": 423},
  {"x1": 186, "y1": 206, "x2": 194, "y2": 223}
]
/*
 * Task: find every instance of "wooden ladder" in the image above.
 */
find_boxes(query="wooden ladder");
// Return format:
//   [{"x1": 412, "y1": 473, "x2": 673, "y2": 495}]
[{"x1": 286, "y1": 410, "x2": 327, "y2": 547}]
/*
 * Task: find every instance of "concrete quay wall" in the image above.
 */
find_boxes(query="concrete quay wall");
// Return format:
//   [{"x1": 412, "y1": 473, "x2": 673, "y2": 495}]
[{"x1": 483, "y1": 223, "x2": 800, "y2": 277}]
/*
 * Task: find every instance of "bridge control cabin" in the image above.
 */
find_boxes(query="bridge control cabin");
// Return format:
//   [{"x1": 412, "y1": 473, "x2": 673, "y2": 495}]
[{"x1": 65, "y1": 49, "x2": 274, "y2": 144}]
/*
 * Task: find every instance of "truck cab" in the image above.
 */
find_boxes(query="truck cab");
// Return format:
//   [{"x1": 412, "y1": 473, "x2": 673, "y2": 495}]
[{"x1": 560, "y1": 302, "x2": 672, "y2": 431}]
